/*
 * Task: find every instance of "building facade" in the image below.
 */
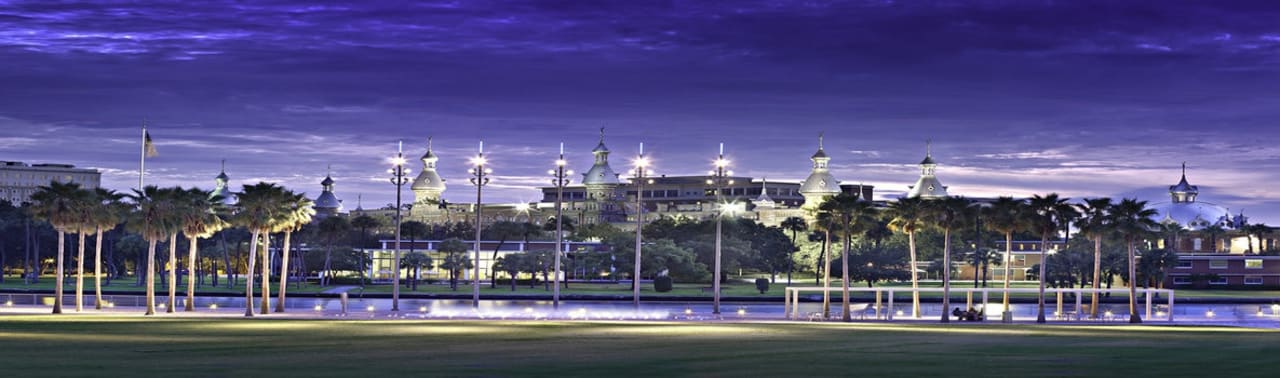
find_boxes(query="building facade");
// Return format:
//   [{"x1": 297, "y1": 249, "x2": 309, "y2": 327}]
[{"x1": 0, "y1": 161, "x2": 101, "y2": 204}]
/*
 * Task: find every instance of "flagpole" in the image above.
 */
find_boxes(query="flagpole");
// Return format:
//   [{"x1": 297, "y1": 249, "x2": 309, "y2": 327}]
[{"x1": 139, "y1": 123, "x2": 146, "y2": 190}]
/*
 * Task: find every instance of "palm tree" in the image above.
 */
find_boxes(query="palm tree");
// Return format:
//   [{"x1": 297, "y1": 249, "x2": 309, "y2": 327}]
[
  {"x1": 926, "y1": 196, "x2": 973, "y2": 323},
  {"x1": 812, "y1": 211, "x2": 838, "y2": 319},
  {"x1": 178, "y1": 188, "x2": 229, "y2": 311},
  {"x1": 1110, "y1": 198, "x2": 1158, "y2": 323},
  {"x1": 819, "y1": 193, "x2": 875, "y2": 322},
  {"x1": 806, "y1": 231, "x2": 827, "y2": 286},
  {"x1": 126, "y1": 186, "x2": 180, "y2": 315},
  {"x1": 1201, "y1": 224, "x2": 1225, "y2": 253},
  {"x1": 87, "y1": 188, "x2": 126, "y2": 310},
  {"x1": 886, "y1": 196, "x2": 928, "y2": 318},
  {"x1": 28, "y1": 181, "x2": 92, "y2": 314},
  {"x1": 1027, "y1": 193, "x2": 1079, "y2": 323},
  {"x1": 1158, "y1": 222, "x2": 1185, "y2": 252},
  {"x1": 232, "y1": 182, "x2": 289, "y2": 317},
  {"x1": 1244, "y1": 223, "x2": 1271, "y2": 253},
  {"x1": 984, "y1": 196, "x2": 1026, "y2": 321},
  {"x1": 317, "y1": 216, "x2": 351, "y2": 286},
  {"x1": 350, "y1": 215, "x2": 382, "y2": 287},
  {"x1": 1076, "y1": 197, "x2": 1112, "y2": 318},
  {"x1": 438, "y1": 238, "x2": 471, "y2": 291},
  {"x1": 779, "y1": 216, "x2": 807, "y2": 285},
  {"x1": 274, "y1": 192, "x2": 315, "y2": 313},
  {"x1": 401, "y1": 251, "x2": 433, "y2": 291}
]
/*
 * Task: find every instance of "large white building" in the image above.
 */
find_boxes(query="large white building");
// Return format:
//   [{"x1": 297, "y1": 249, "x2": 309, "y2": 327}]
[{"x1": 0, "y1": 161, "x2": 101, "y2": 205}]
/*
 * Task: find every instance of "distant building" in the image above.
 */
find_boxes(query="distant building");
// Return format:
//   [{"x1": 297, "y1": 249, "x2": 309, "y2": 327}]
[
  {"x1": 313, "y1": 169, "x2": 343, "y2": 218},
  {"x1": 0, "y1": 161, "x2": 101, "y2": 205},
  {"x1": 906, "y1": 143, "x2": 949, "y2": 199}
]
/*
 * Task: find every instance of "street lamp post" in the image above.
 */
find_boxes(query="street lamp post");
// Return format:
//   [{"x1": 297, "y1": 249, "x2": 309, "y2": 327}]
[
  {"x1": 706, "y1": 142, "x2": 734, "y2": 315},
  {"x1": 468, "y1": 141, "x2": 491, "y2": 309},
  {"x1": 549, "y1": 142, "x2": 573, "y2": 310},
  {"x1": 388, "y1": 140, "x2": 412, "y2": 312},
  {"x1": 631, "y1": 143, "x2": 651, "y2": 309}
]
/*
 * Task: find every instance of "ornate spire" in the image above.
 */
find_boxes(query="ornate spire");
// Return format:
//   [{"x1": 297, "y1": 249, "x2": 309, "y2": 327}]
[
  {"x1": 907, "y1": 143, "x2": 948, "y2": 199},
  {"x1": 584, "y1": 127, "x2": 621, "y2": 185},
  {"x1": 412, "y1": 137, "x2": 446, "y2": 204},
  {"x1": 1170, "y1": 162, "x2": 1198, "y2": 203}
]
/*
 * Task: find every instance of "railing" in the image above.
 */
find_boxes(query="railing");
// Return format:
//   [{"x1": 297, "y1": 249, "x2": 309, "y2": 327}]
[{"x1": 782, "y1": 286, "x2": 1175, "y2": 322}]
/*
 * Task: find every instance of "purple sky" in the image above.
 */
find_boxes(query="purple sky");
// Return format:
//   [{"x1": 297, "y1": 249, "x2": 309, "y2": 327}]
[{"x1": 2, "y1": 1, "x2": 1278, "y2": 223}]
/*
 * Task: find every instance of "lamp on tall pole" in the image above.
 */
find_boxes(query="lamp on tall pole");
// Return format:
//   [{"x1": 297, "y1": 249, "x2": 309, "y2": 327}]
[
  {"x1": 468, "y1": 141, "x2": 491, "y2": 309},
  {"x1": 388, "y1": 140, "x2": 412, "y2": 312},
  {"x1": 631, "y1": 142, "x2": 651, "y2": 309},
  {"x1": 706, "y1": 142, "x2": 735, "y2": 315},
  {"x1": 548, "y1": 142, "x2": 573, "y2": 310}
]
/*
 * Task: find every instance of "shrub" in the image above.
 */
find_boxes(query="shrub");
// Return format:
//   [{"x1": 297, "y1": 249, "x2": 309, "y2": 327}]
[
  {"x1": 755, "y1": 278, "x2": 769, "y2": 294},
  {"x1": 654, "y1": 276, "x2": 673, "y2": 292}
]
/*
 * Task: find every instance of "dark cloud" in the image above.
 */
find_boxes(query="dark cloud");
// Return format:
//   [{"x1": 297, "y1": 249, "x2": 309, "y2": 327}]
[{"x1": 1, "y1": 0, "x2": 1279, "y2": 221}]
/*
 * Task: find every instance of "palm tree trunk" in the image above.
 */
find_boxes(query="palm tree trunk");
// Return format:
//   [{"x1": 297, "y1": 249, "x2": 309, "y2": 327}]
[
  {"x1": 260, "y1": 233, "x2": 271, "y2": 315},
  {"x1": 1001, "y1": 232, "x2": 1013, "y2": 315},
  {"x1": 940, "y1": 228, "x2": 952, "y2": 323},
  {"x1": 1090, "y1": 236, "x2": 1101, "y2": 318},
  {"x1": 145, "y1": 238, "x2": 157, "y2": 315},
  {"x1": 53, "y1": 231, "x2": 65, "y2": 314},
  {"x1": 276, "y1": 231, "x2": 293, "y2": 313},
  {"x1": 1127, "y1": 239, "x2": 1141, "y2": 323},
  {"x1": 821, "y1": 229, "x2": 831, "y2": 318},
  {"x1": 167, "y1": 233, "x2": 178, "y2": 313},
  {"x1": 816, "y1": 237, "x2": 826, "y2": 286},
  {"x1": 322, "y1": 245, "x2": 333, "y2": 286},
  {"x1": 909, "y1": 230, "x2": 920, "y2": 319},
  {"x1": 94, "y1": 228, "x2": 104, "y2": 310},
  {"x1": 244, "y1": 231, "x2": 258, "y2": 317},
  {"x1": 1036, "y1": 233, "x2": 1048, "y2": 323},
  {"x1": 841, "y1": 231, "x2": 851, "y2": 322},
  {"x1": 186, "y1": 234, "x2": 199, "y2": 311},
  {"x1": 76, "y1": 232, "x2": 86, "y2": 312}
]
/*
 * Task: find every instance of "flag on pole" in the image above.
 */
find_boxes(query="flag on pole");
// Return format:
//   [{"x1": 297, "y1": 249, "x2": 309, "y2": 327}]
[{"x1": 144, "y1": 131, "x2": 159, "y2": 157}]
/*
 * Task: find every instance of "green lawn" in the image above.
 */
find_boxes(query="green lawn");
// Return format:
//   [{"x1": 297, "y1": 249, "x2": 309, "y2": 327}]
[
  {"x1": 0, "y1": 316, "x2": 1276, "y2": 376},
  {"x1": 5, "y1": 276, "x2": 1280, "y2": 301}
]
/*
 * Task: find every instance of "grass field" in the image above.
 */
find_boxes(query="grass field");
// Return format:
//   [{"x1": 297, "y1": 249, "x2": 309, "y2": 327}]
[
  {"x1": 5, "y1": 276, "x2": 1280, "y2": 301},
  {"x1": 0, "y1": 316, "x2": 1276, "y2": 376}
]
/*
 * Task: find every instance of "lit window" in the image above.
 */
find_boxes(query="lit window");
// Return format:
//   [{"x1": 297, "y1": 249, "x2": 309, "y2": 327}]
[
  {"x1": 1244, "y1": 276, "x2": 1264, "y2": 285},
  {"x1": 1245, "y1": 259, "x2": 1263, "y2": 269},
  {"x1": 1209, "y1": 260, "x2": 1228, "y2": 269}
]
